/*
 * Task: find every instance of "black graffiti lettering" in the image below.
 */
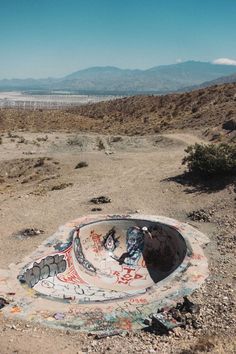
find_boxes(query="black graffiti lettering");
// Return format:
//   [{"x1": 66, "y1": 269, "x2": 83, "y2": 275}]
[
  {"x1": 21, "y1": 254, "x2": 67, "y2": 288},
  {"x1": 73, "y1": 234, "x2": 96, "y2": 273}
]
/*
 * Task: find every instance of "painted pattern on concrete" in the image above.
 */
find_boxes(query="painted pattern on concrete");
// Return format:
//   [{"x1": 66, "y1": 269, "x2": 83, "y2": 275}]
[{"x1": 0, "y1": 214, "x2": 209, "y2": 333}]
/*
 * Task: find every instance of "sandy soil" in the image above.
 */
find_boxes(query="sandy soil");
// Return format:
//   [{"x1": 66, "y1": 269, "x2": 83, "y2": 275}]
[{"x1": 0, "y1": 131, "x2": 235, "y2": 353}]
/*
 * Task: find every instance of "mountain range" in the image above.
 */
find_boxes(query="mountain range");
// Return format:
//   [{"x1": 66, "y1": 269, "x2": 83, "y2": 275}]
[{"x1": 1, "y1": 61, "x2": 236, "y2": 94}]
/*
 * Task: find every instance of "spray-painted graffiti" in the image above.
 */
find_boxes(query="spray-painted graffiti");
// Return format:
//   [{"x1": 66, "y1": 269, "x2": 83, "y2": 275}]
[
  {"x1": 90, "y1": 230, "x2": 103, "y2": 254},
  {"x1": 102, "y1": 227, "x2": 119, "y2": 252},
  {"x1": 1, "y1": 213, "x2": 208, "y2": 334},
  {"x1": 21, "y1": 254, "x2": 67, "y2": 288},
  {"x1": 125, "y1": 227, "x2": 145, "y2": 266},
  {"x1": 73, "y1": 230, "x2": 96, "y2": 273},
  {"x1": 113, "y1": 266, "x2": 144, "y2": 285}
]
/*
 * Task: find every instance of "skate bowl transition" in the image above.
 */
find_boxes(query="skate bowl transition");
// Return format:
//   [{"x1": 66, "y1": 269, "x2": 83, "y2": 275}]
[{"x1": 0, "y1": 214, "x2": 209, "y2": 333}]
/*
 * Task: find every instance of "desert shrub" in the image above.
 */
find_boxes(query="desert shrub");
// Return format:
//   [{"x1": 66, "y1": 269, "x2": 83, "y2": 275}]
[
  {"x1": 67, "y1": 136, "x2": 83, "y2": 147},
  {"x1": 97, "y1": 139, "x2": 105, "y2": 150},
  {"x1": 182, "y1": 143, "x2": 236, "y2": 177},
  {"x1": 0, "y1": 137, "x2": 2, "y2": 144}
]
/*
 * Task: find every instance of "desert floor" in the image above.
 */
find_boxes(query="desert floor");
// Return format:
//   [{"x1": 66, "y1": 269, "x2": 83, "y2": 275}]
[{"x1": 0, "y1": 131, "x2": 235, "y2": 354}]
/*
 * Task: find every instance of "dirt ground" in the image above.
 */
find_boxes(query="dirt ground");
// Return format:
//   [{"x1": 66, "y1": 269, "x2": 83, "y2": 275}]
[{"x1": 0, "y1": 131, "x2": 235, "y2": 353}]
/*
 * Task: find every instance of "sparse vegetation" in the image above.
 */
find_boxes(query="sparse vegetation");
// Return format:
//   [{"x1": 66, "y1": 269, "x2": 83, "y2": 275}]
[
  {"x1": 51, "y1": 182, "x2": 73, "y2": 191},
  {"x1": 0, "y1": 83, "x2": 236, "y2": 139},
  {"x1": 67, "y1": 135, "x2": 83, "y2": 147},
  {"x1": 182, "y1": 143, "x2": 236, "y2": 177},
  {"x1": 97, "y1": 138, "x2": 105, "y2": 150}
]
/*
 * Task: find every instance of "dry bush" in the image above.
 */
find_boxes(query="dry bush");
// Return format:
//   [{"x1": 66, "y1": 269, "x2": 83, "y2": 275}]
[{"x1": 183, "y1": 143, "x2": 236, "y2": 177}]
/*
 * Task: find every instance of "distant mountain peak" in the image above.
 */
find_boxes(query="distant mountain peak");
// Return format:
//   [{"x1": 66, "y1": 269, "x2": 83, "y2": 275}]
[{"x1": 1, "y1": 60, "x2": 236, "y2": 93}]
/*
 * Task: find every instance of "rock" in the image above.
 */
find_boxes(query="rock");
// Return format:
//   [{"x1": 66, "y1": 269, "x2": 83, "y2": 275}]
[
  {"x1": 222, "y1": 118, "x2": 236, "y2": 131},
  {"x1": 75, "y1": 161, "x2": 88, "y2": 169}
]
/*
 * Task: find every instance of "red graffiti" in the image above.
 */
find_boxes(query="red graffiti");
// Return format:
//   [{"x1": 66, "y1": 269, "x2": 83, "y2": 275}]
[
  {"x1": 129, "y1": 298, "x2": 148, "y2": 304},
  {"x1": 57, "y1": 246, "x2": 87, "y2": 285},
  {"x1": 90, "y1": 230, "x2": 103, "y2": 253},
  {"x1": 113, "y1": 266, "x2": 143, "y2": 285}
]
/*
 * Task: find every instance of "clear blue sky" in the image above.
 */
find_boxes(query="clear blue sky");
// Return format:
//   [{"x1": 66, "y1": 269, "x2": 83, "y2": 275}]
[{"x1": 0, "y1": 0, "x2": 236, "y2": 78}]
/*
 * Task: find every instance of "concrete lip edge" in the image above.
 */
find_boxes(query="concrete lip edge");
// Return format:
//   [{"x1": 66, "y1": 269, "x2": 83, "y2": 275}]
[{"x1": 0, "y1": 214, "x2": 209, "y2": 333}]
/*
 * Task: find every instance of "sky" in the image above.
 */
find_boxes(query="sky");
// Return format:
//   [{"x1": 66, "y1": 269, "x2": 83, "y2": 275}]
[{"x1": 0, "y1": 0, "x2": 236, "y2": 79}]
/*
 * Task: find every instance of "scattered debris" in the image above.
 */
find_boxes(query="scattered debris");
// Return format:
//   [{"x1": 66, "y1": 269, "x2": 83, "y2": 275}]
[
  {"x1": 151, "y1": 312, "x2": 184, "y2": 334},
  {"x1": 0, "y1": 297, "x2": 9, "y2": 309},
  {"x1": 147, "y1": 297, "x2": 201, "y2": 334},
  {"x1": 90, "y1": 196, "x2": 111, "y2": 204},
  {"x1": 75, "y1": 161, "x2": 88, "y2": 169},
  {"x1": 176, "y1": 296, "x2": 200, "y2": 314},
  {"x1": 12, "y1": 228, "x2": 44, "y2": 240},
  {"x1": 91, "y1": 207, "x2": 102, "y2": 212},
  {"x1": 187, "y1": 209, "x2": 213, "y2": 222}
]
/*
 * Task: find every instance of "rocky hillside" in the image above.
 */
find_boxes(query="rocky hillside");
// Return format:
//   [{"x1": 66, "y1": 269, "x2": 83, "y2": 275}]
[{"x1": 0, "y1": 83, "x2": 236, "y2": 139}]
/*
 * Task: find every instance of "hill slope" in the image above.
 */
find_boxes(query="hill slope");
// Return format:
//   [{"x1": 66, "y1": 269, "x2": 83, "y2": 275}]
[
  {"x1": 0, "y1": 83, "x2": 236, "y2": 139},
  {"x1": 199, "y1": 73, "x2": 236, "y2": 88},
  {"x1": 69, "y1": 82, "x2": 236, "y2": 134}
]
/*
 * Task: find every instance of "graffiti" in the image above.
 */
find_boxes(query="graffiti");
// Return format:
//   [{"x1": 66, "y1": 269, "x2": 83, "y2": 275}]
[
  {"x1": 73, "y1": 230, "x2": 96, "y2": 273},
  {"x1": 90, "y1": 230, "x2": 103, "y2": 253},
  {"x1": 10, "y1": 214, "x2": 209, "y2": 334},
  {"x1": 115, "y1": 227, "x2": 145, "y2": 266},
  {"x1": 22, "y1": 254, "x2": 67, "y2": 288},
  {"x1": 125, "y1": 227, "x2": 144, "y2": 266},
  {"x1": 129, "y1": 298, "x2": 148, "y2": 304},
  {"x1": 113, "y1": 266, "x2": 144, "y2": 285},
  {"x1": 57, "y1": 245, "x2": 87, "y2": 285},
  {"x1": 102, "y1": 227, "x2": 119, "y2": 252}
]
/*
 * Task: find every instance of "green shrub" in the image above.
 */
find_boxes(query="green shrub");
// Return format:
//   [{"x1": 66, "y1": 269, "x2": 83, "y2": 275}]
[{"x1": 182, "y1": 143, "x2": 236, "y2": 177}]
